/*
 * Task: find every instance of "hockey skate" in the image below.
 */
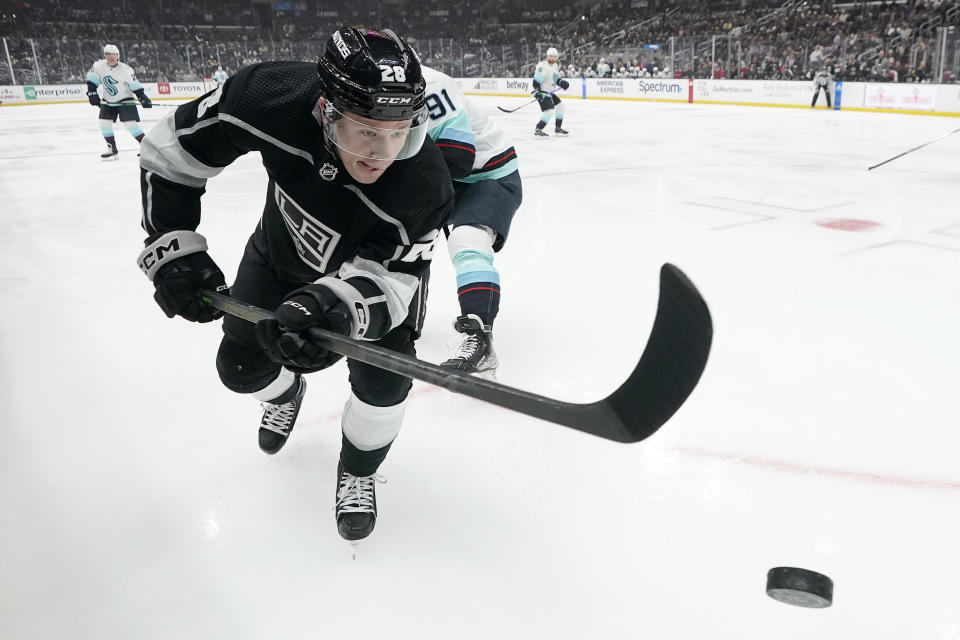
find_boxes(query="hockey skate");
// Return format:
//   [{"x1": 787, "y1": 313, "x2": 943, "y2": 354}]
[
  {"x1": 534, "y1": 128, "x2": 549, "y2": 137},
  {"x1": 100, "y1": 144, "x2": 118, "y2": 160},
  {"x1": 441, "y1": 314, "x2": 498, "y2": 379},
  {"x1": 336, "y1": 462, "x2": 384, "y2": 542},
  {"x1": 554, "y1": 126, "x2": 569, "y2": 135},
  {"x1": 258, "y1": 375, "x2": 306, "y2": 454}
]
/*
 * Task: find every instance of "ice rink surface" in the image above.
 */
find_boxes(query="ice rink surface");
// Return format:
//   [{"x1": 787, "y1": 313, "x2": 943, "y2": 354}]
[{"x1": 1, "y1": 94, "x2": 959, "y2": 639}]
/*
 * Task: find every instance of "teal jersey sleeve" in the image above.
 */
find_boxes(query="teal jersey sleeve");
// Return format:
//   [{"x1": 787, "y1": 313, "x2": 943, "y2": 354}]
[
  {"x1": 428, "y1": 106, "x2": 476, "y2": 179},
  {"x1": 533, "y1": 65, "x2": 545, "y2": 85}
]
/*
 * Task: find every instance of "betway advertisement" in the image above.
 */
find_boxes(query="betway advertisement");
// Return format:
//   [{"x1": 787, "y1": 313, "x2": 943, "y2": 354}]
[{"x1": 462, "y1": 78, "x2": 533, "y2": 97}]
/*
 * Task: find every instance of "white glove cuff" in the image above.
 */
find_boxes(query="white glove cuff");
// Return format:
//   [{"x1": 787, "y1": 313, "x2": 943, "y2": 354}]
[{"x1": 137, "y1": 230, "x2": 208, "y2": 281}]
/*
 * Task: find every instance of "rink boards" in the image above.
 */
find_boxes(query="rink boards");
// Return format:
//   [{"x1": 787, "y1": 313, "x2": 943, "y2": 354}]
[
  {"x1": 0, "y1": 79, "x2": 217, "y2": 106},
  {"x1": 3, "y1": 77, "x2": 959, "y2": 117},
  {"x1": 464, "y1": 77, "x2": 960, "y2": 117}
]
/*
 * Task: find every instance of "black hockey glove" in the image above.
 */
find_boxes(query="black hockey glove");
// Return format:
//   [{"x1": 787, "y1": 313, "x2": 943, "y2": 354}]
[
  {"x1": 255, "y1": 285, "x2": 353, "y2": 371},
  {"x1": 88, "y1": 91, "x2": 100, "y2": 106},
  {"x1": 135, "y1": 89, "x2": 152, "y2": 108},
  {"x1": 558, "y1": 79, "x2": 570, "y2": 90},
  {"x1": 137, "y1": 230, "x2": 227, "y2": 322}
]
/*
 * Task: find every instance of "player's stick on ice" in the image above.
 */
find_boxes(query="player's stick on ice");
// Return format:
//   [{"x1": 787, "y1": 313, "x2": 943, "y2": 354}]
[
  {"x1": 497, "y1": 88, "x2": 560, "y2": 114},
  {"x1": 89, "y1": 102, "x2": 179, "y2": 108},
  {"x1": 202, "y1": 263, "x2": 712, "y2": 443},
  {"x1": 868, "y1": 127, "x2": 960, "y2": 171}
]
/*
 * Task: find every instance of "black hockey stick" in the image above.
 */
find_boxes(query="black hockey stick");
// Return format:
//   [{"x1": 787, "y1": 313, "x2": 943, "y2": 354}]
[
  {"x1": 89, "y1": 100, "x2": 177, "y2": 108},
  {"x1": 200, "y1": 264, "x2": 712, "y2": 443},
  {"x1": 497, "y1": 88, "x2": 561, "y2": 114},
  {"x1": 868, "y1": 126, "x2": 960, "y2": 171}
]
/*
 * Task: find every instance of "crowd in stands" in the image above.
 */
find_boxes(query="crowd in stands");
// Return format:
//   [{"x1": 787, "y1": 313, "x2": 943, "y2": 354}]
[{"x1": 0, "y1": 0, "x2": 957, "y2": 85}]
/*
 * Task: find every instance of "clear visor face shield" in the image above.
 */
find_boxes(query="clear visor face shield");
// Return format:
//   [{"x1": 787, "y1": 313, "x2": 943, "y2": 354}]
[{"x1": 324, "y1": 101, "x2": 429, "y2": 163}]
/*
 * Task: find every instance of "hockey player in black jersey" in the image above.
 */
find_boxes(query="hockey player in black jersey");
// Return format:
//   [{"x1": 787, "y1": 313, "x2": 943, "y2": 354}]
[{"x1": 136, "y1": 27, "x2": 453, "y2": 542}]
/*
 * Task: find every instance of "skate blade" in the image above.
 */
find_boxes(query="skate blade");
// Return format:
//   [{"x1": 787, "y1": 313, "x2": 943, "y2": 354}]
[
  {"x1": 101, "y1": 155, "x2": 119, "y2": 161},
  {"x1": 348, "y1": 540, "x2": 362, "y2": 560},
  {"x1": 473, "y1": 368, "x2": 497, "y2": 382}
]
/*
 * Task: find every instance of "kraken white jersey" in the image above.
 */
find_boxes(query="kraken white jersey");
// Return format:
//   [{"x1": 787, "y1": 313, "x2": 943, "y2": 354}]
[
  {"x1": 533, "y1": 60, "x2": 562, "y2": 92},
  {"x1": 422, "y1": 66, "x2": 518, "y2": 183},
  {"x1": 87, "y1": 60, "x2": 143, "y2": 104}
]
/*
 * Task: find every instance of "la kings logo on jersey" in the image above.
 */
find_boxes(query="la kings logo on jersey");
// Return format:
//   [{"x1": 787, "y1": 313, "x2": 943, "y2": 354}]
[
  {"x1": 275, "y1": 183, "x2": 341, "y2": 273},
  {"x1": 318, "y1": 163, "x2": 338, "y2": 181}
]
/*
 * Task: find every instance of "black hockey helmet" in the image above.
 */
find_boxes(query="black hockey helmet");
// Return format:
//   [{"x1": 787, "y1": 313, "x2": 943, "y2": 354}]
[{"x1": 317, "y1": 26, "x2": 426, "y2": 121}]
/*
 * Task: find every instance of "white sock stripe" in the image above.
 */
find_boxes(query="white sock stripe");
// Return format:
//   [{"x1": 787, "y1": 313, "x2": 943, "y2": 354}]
[
  {"x1": 252, "y1": 368, "x2": 297, "y2": 402},
  {"x1": 447, "y1": 224, "x2": 496, "y2": 259},
  {"x1": 342, "y1": 393, "x2": 405, "y2": 451}
]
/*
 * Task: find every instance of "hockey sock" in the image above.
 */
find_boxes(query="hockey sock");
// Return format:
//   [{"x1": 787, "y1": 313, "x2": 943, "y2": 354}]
[
  {"x1": 341, "y1": 393, "x2": 405, "y2": 476},
  {"x1": 453, "y1": 248, "x2": 500, "y2": 326},
  {"x1": 100, "y1": 120, "x2": 116, "y2": 144},
  {"x1": 252, "y1": 367, "x2": 297, "y2": 402},
  {"x1": 340, "y1": 435, "x2": 392, "y2": 478},
  {"x1": 536, "y1": 119, "x2": 548, "y2": 131},
  {"x1": 555, "y1": 118, "x2": 564, "y2": 129},
  {"x1": 124, "y1": 122, "x2": 145, "y2": 141}
]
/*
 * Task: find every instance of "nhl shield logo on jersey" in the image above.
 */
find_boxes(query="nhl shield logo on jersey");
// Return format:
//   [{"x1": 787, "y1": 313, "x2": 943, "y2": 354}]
[{"x1": 319, "y1": 163, "x2": 338, "y2": 181}]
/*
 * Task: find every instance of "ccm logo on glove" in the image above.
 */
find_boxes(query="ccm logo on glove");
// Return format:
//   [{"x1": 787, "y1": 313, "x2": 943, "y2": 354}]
[{"x1": 282, "y1": 300, "x2": 313, "y2": 316}]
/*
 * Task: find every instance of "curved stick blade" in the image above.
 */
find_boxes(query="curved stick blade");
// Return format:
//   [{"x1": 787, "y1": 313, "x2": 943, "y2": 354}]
[{"x1": 588, "y1": 263, "x2": 713, "y2": 442}]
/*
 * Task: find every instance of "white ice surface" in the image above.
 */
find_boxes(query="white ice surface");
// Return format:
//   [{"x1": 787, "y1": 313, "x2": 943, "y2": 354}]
[{"x1": 1, "y1": 96, "x2": 959, "y2": 639}]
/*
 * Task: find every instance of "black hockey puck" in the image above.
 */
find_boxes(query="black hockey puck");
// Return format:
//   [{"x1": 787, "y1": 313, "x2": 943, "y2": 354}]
[{"x1": 766, "y1": 567, "x2": 833, "y2": 608}]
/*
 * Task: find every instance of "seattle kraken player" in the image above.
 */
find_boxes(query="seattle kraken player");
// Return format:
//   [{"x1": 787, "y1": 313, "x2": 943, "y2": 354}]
[
  {"x1": 212, "y1": 65, "x2": 228, "y2": 88},
  {"x1": 422, "y1": 66, "x2": 522, "y2": 378},
  {"x1": 86, "y1": 44, "x2": 152, "y2": 159},
  {"x1": 532, "y1": 47, "x2": 569, "y2": 137},
  {"x1": 136, "y1": 27, "x2": 453, "y2": 542}
]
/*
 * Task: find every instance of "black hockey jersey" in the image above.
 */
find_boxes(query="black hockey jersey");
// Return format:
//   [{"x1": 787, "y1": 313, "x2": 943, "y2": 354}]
[{"x1": 139, "y1": 61, "x2": 454, "y2": 341}]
